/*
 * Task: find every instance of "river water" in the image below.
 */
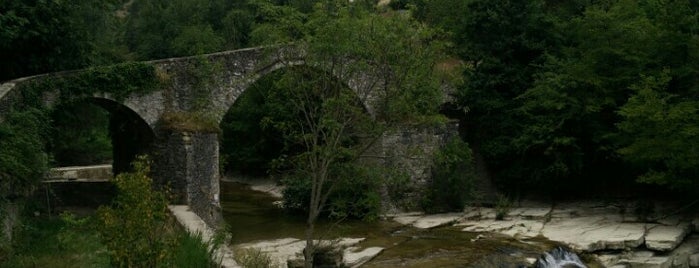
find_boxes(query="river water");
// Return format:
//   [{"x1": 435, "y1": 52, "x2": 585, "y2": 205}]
[{"x1": 221, "y1": 181, "x2": 593, "y2": 267}]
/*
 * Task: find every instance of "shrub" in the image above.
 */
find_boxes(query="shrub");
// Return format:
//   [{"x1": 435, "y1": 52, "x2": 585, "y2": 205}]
[
  {"x1": 281, "y1": 163, "x2": 383, "y2": 221},
  {"x1": 234, "y1": 248, "x2": 275, "y2": 268},
  {"x1": 169, "y1": 231, "x2": 222, "y2": 268},
  {"x1": 422, "y1": 138, "x2": 476, "y2": 213},
  {"x1": 96, "y1": 156, "x2": 172, "y2": 267}
]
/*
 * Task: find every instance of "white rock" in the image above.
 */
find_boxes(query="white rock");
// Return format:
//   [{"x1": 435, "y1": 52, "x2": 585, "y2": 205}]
[
  {"x1": 689, "y1": 253, "x2": 699, "y2": 267},
  {"x1": 343, "y1": 247, "x2": 383, "y2": 267},
  {"x1": 411, "y1": 213, "x2": 462, "y2": 229},
  {"x1": 508, "y1": 207, "x2": 551, "y2": 219},
  {"x1": 645, "y1": 224, "x2": 690, "y2": 251},
  {"x1": 541, "y1": 216, "x2": 646, "y2": 252},
  {"x1": 623, "y1": 256, "x2": 672, "y2": 268},
  {"x1": 391, "y1": 212, "x2": 424, "y2": 225},
  {"x1": 692, "y1": 218, "x2": 699, "y2": 233}
]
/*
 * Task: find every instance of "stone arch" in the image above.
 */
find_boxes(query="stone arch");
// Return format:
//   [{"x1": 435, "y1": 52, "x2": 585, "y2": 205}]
[
  {"x1": 191, "y1": 47, "x2": 382, "y2": 125},
  {"x1": 46, "y1": 96, "x2": 156, "y2": 174}
]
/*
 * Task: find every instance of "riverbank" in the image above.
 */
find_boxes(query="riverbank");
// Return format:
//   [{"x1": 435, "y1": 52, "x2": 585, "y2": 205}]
[
  {"x1": 392, "y1": 201, "x2": 699, "y2": 267},
  {"x1": 223, "y1": 178, "x2": 698, "y2": 267}
]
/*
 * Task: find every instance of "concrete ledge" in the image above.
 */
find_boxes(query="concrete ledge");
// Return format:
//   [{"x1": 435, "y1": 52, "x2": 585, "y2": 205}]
[
  {"x1": 168, "y1": 205, "x2": 240, "y2": 268},
  {"x1": 47, "y1": 165, "x2": 113, "y2": 181}
]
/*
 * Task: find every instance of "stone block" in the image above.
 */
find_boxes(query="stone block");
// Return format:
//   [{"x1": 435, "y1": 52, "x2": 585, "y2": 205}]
[{"x1": 646, "y1": 224, "x2": 691, "y2": 251}]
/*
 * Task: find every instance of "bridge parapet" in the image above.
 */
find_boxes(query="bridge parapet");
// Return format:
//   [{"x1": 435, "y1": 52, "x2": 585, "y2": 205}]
[{"x1": 46, "y1": 164, "x2": 113, "y2": 182}]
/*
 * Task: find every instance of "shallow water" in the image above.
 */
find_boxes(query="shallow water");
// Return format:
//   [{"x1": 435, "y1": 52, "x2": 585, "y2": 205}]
[{"x1": 220, "y1": 181, "x2": 592, "y2": 267}]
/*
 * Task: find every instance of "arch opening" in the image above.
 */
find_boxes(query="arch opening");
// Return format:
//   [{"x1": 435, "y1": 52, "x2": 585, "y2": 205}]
[
  {"x1": 219, "y1": 65, "x2": 381, "y2": 221},
  {"x1": 49, "y1": 98, "x2": 155, "y2": 175}
]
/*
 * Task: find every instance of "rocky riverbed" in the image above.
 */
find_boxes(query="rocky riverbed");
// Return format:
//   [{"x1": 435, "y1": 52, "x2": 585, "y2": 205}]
[{"x1": 392, "y1": 201, "x2": 699, "y2": 268}]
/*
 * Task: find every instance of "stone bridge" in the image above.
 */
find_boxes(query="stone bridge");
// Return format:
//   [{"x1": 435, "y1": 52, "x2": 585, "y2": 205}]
[{"x1": 0, "y1": 46, "x2": 456, "y2": 227}]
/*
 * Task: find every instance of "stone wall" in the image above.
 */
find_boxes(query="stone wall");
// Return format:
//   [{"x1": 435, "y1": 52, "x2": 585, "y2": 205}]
[
  {"x1": 378, "y1": 121, "x2": 459, "y2": 211},
  {"x1": 152, "y1": 130, "x2": 222, "y2": 227}
]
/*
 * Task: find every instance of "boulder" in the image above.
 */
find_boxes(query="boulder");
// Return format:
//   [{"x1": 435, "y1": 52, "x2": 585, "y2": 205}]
[{"x1": 645, "y1": 224, "x2": 690, "y2": 251}]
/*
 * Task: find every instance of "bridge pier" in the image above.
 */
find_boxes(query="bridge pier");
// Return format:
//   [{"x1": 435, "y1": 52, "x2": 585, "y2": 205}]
[{"x1": 152, "y1": 130, "x2": 222, "y2": 227}]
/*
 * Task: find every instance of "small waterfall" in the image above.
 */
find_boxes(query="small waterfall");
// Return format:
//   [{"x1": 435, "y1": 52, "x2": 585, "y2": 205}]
[{"x1": 534, "y1": 247, "x2": 587, "y2": 268}]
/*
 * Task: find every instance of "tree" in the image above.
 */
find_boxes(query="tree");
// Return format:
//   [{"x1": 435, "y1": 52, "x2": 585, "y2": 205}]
[
  {"x1": 253, "y1": 2, "x2": 448, "y2": 266},
  {"x1": 0, "y1": 109, "x2": 49, "y2": 200},
  {"x1": 0, "y1": 0, "x2": 121, "y2": 80}
]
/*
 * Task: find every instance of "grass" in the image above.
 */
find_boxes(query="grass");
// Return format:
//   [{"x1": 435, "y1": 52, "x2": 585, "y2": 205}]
[
  {"x1": 0, "y1": 212, "x2": 223, "y2": 268},
  {"x1": 0, "y1": 213, "x2": 110, "y2": 268}
]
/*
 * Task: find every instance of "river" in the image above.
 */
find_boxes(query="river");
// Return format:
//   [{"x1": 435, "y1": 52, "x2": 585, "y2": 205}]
[{"x1": 220, "y1": 181, "x2": 594, "y2": 267}]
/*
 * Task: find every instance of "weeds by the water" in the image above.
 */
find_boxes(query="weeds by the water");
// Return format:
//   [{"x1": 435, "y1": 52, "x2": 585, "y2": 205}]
[
  {"x1": 170, "y1": 231, "x2": 223, "y2": 268},
  {"x1": 234, "y1": 247, "x2": 276, "y2": 268}
]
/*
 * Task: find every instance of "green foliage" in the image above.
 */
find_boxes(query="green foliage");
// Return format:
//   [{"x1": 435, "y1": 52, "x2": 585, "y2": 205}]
[
  {"x1": 422, "y1": 138, "x2": 475, "y2": 213},
  {"x1": 0, "y1": 213, "x2": 110, "y2": 268},
  {"x1": 21, "y1": 62, "x2": 161, "y2": 102},
  {"x1": 0, "y1": 0, "x2": 123, "y2": 80},
  {"x1": 0, "y1": 109, "x2": 50, "y2": 199},
  {"x1": 96, "y1": 156, "x2": 172, "y2": 267},
  {"x1": 494, "y1": 194, "x2": 512, "y2": 221},
  {"x1": 220, "y1": 72, "x2": 286, "y2": 175},
  {"x1": 282, "y1": 163, "x2": 383, "y2": 220},
  {"x1": 169, "y1": 231, "x2": 222, "y2": 268},
  {"x1": 49, "y1": 102, "x2": 112, "y2": 166},
  {"x1": 234, "y1": 248, "x2": 275, "y2": 268},
  {"x1": 126, "y1": 0, "x2": 230, "y2": 59},
  {"x1": 617, "y1": 73, "x2": 699, "y2": 192}
]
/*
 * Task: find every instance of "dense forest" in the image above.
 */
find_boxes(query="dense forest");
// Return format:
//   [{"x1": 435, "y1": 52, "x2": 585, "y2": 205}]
[{"x1": 1, "y1": 0, "x2": 698, "y2": 204}]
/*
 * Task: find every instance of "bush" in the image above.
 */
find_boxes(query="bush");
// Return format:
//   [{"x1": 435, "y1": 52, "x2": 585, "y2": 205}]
[
  {"x1": 169, "y1": 231, "x2": 222, "y2": 268},
  {"x1": 234, "y1": 248, "x2": 275, "y2": 268},
  {"x1": 96, "y1": 156, "x2": 172, "y2": 267},
  {"x1": 281, "y1": 163, "x2": 383, "y2": 221},
  {"x1": 421, "y1": 138, "x2": 476, "y2": 213}
]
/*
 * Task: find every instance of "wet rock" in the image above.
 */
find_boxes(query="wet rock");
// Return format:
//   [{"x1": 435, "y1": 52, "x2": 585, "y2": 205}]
[
  {"x1": 343, "y1": 247, "x2": 383, "y2": 267},
  {"x1": 411, "y1": 213, "x2": 462, "y2": 229},
  {"x1": 508, "y1": 207, "x2": 552, "y2": 220},
  {"x1": 645, "y1": 224, "x2": 690, "y2": 251},
  {"x1": 669, "y1": 235, "x2": 699, "y2": 268},
  {"x1": 541, "y1": 216, "x2": 646, "y2": 252},
  {"x1": 689, "y1": 253, "x2": 699, "y2": 267},
  {"x1": 462, "y1": 207, "x2": 496, "y2": 220},
  {"x1": 621, "y1": 252, "x2": 672, "y2": 268},
  {"x1": 390, "y1": 212, "x2": 424, "y2": 225},
  {"x1": 459, "y1": 219, "x2": 543, "y2": 239}
]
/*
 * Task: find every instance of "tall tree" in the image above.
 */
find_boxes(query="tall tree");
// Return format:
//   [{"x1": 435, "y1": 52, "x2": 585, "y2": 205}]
[{"x1": 253, "y1": 2, "x2": 448, "y2": 266}]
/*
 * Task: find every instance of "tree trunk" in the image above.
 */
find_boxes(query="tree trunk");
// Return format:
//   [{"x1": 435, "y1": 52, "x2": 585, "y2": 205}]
[{"x1": 304, "y1": 220, "x2": 315, "y2": 268}]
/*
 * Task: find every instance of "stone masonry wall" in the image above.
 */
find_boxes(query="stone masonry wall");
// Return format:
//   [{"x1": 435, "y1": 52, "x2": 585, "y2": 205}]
[
  {"x1": 379, "y1": 121, "x2": 459, "y2": 212},
  {"x1": 153, "y1": 130, "x2": 222, "y2": 227}
]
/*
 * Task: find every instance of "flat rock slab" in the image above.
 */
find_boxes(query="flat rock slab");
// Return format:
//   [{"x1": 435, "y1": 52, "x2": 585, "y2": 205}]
[
  {"x1": 621, "y1": 255, "x2": 672, "y2": 268},
  {"x1": 645, "y1": 224, "x2": 690, "y2": 251},
  {"x1": 459, "y1": 219, "x2": 543, "y2": 239},
  {"x1": 344, "y1": 247, "x2": 384, "y2": 267},
  {"x1": 507, "y1": 207, "x2": 552, "y2": 219},
  {"x1": 411, "y1": 213, "x2": 462, "y2": 229},
  {"x1": 392, "y1": 214, "x2": 424, "y2": 226},
  {"x1": 541, "y1": 216, "x2": 646, "y2": 252}
]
